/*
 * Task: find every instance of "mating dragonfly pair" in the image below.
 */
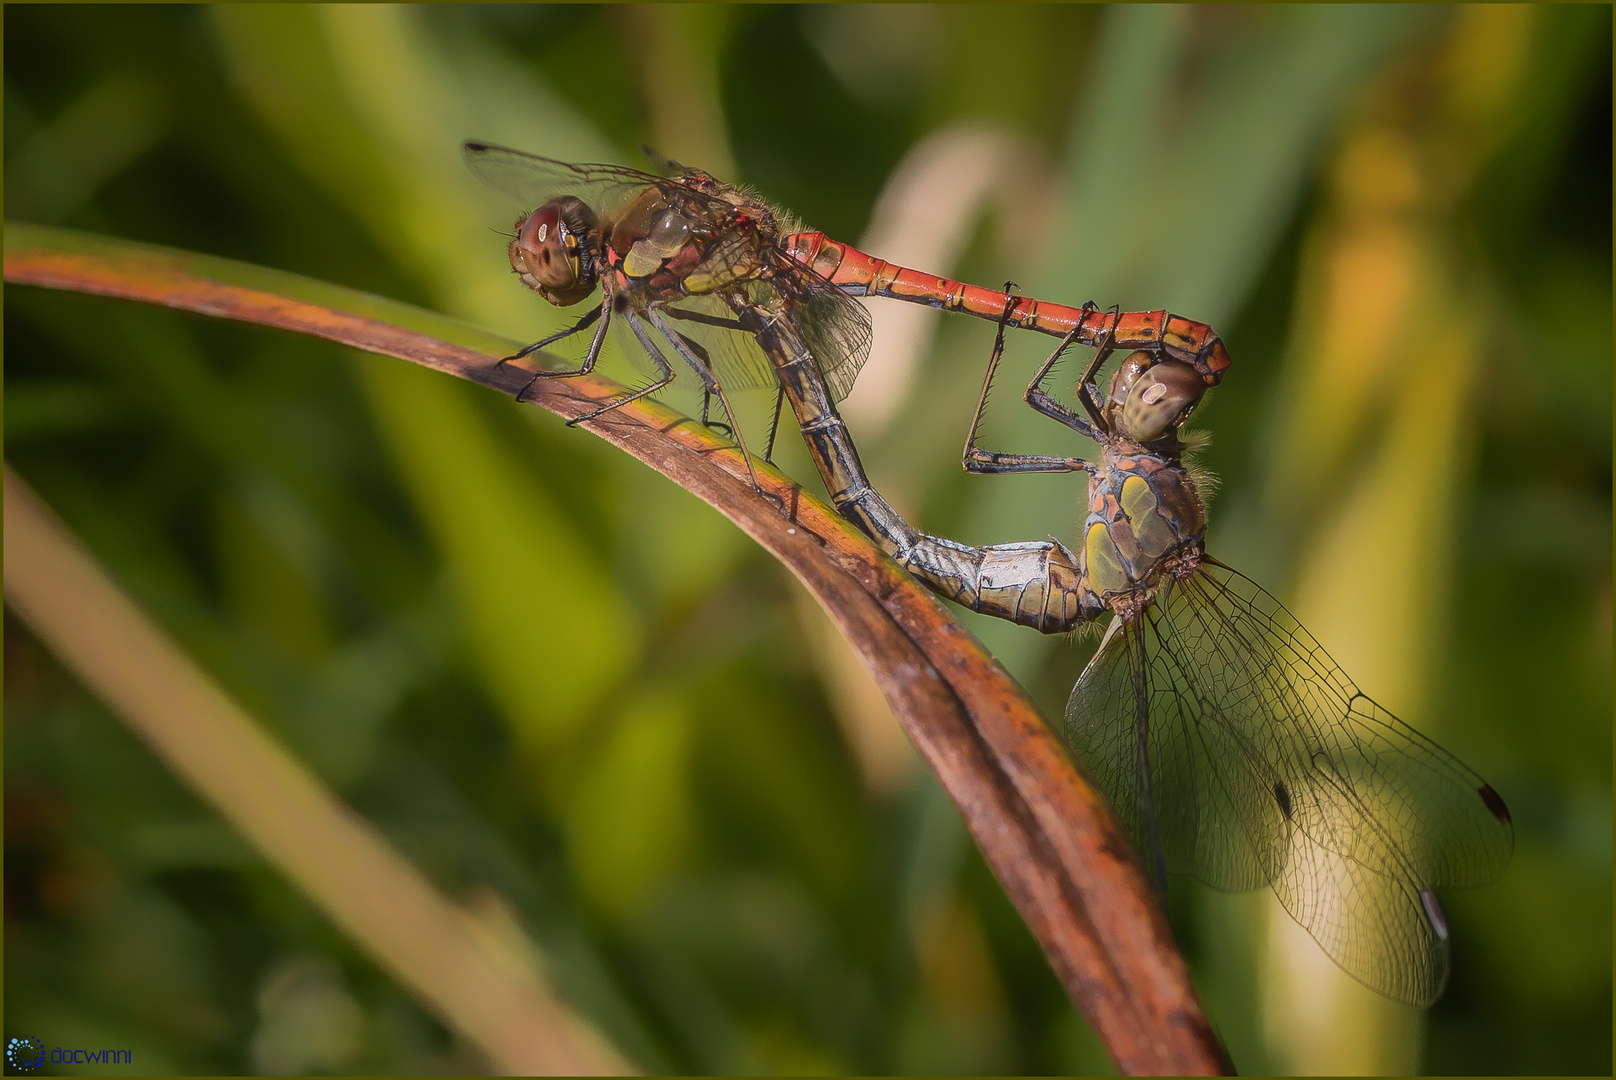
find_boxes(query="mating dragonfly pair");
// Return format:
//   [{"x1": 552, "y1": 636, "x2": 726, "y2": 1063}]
[{"x1": 463, "y1": 140, "x2": 1513, "y2": 1008}]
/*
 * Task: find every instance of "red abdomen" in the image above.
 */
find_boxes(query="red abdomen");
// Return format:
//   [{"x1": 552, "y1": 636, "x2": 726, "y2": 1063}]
[{"x1": 782, "y1": 231, "x2": 1231, "y2": 386}]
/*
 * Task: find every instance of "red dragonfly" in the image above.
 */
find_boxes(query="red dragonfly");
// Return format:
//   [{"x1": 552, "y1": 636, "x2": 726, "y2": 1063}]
[{"x1": 461, "y1": 141, "x2": 1229, "y2": 489}]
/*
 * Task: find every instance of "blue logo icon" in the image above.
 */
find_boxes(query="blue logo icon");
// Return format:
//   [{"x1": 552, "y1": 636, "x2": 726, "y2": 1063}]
[{"x1": 7, "y1": 1037, "x2": 46, "y2": 1072}]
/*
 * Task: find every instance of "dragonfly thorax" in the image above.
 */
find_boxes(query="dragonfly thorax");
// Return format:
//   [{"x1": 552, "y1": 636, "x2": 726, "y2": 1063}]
[
  {"x1": 1079, "y1": 442, "x2": 1207, "y2": 619},
  {"x1": 596, "y1": 185, "x2": 780, "y2": 299}
]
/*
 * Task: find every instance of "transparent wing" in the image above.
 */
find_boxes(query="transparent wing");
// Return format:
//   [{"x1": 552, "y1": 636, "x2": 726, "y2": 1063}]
[
  {"x1": 464, "y1": 141, "x2": 760, "y2": 235},
  {"x1": 652, "y1": 292, "x2": 778, "y2": 392},
  {"x1": 659, "y1": 277, "x2": 872, "y2": 404},
  {"x1": 796, "y1": 286, "x2": 873, "y2": 403},
  {"x1": 1065, "y1": 560, "x2": 1514, "y2": 1006},
  {"x1": 764, "y1": 258, "x2": 873, "y2": 403},
  {"x1": 463, "y1": 141, "x2": 771, "y2": 232},
  {"x1": 461, "y1": 141, "x2": 665, "y2": 213}
]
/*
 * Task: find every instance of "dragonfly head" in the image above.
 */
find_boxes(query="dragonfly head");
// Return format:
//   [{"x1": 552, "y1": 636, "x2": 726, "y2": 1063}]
[
  {"x1": 510, "y1": 196, "x2": 598, "y2": 306},
  {"x1": 1109, "y1": 357, "x2": 1206, "y2": 444}
]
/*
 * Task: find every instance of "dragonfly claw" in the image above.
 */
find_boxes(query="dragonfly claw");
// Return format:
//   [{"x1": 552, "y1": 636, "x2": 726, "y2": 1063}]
[{"x1": 756, "y1": 485, "x2": 788, "y2": 516}]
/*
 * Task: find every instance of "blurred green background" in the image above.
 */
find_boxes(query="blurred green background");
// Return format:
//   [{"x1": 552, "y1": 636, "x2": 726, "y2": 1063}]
[{"x1": 4, "y1": 5, "x2": 1608, "y2": 1074}]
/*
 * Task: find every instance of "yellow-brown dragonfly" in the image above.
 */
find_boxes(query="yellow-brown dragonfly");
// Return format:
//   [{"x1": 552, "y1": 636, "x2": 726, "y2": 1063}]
[{"x1": 915, "y1": 300, "x2": 1513, "y2": 1006}]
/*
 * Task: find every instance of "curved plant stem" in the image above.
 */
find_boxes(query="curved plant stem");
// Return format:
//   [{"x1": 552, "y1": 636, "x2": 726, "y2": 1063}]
[{"x1": 4, "y1": 223, "x2": 1233, "y2": 1075}]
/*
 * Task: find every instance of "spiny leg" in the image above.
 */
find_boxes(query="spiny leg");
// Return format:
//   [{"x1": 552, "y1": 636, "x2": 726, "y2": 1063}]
[
  {"x1": 502, "y1": 300, "x2": 604, "y2": 369},
  {"x1": 695, "y1": 387, "x2": 735, "y2": 438},
  {"x1": 1066, "y1": 302, "x2": 1123, "y2": 425},
  {"x1": 565, "y1": 305, "x2": 675, "y2": 424},
  {"x1": 762, "y1": 384, "x2": 785, "y2": 465},
  {"x1": 662, "y1": 305, "x2": 746, "y2": 334},
  {"x1": 663, "y1": 305, "x2": 748, "y2": 439},
  {"x1": 705, "y1": 376, "x2": 764, "y2": 496},
  {"x1": 514, "y1": 297, "x2": 613, "y2": 403},
  {"x1": 1022, "y1": 300, "x2": 1115, "y2": 435},
  {"x1": 963, "y1": 287, "x2": 1096, "y2": 475},
  {"x1": 644, "y1": 307, "x2": 765, "y2": 496}
]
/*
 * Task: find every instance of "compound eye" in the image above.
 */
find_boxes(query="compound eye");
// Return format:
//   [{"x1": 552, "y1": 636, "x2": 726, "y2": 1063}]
[
  {"x1": 510, "y1": 202, "x2": 578, "y2": 293},
  {"x1": 1105, "y1": 351, "x2": 1157, "y2": 407},
  {"x1": 1120, "y1": 360, "x2": 1205, "y2": 442}
]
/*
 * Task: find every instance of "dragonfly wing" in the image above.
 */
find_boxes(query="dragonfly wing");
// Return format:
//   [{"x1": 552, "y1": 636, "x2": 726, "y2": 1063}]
[
  {"x1": 764, "y1": 255, "x2": 873, "y2": 404},
  {"x1": 659, "y1": 274, "x2": 873, "y2": 406},
  {"x1": 462, "y1": 141, "x2": 661, "y2": 212},
  {"x1": 654, "y1": 293, "x2": 778, "y2": 393},
  {"x1": 722, "y1": 271, "x2": 873, "y2": 403},
  {"x1": 464, "y1": 140, "x2": 762, "y2": 231},
  {"x1": 797, "y1": 287, "x2": 873, "y2": 403},
  {"x1": 1066, "y1": 561, "x2": 1514, "y2": 1006},
  {"x1": 1176, "y1": 561, "x2": 1514, "y2": 890},
  {"x1": 671, "y1": 251, "x2": 873, "y2": 404},
  {"x1": 1068, "y1": 610, "x2": 1277, "y2": 894},
  {"x1": 462, "y1": 141, "x2": 774, "y2": 230}
]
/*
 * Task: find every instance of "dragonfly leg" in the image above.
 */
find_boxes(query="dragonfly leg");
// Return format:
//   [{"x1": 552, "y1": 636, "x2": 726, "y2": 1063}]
[
  {"x1": 763, "y1": 384, "x2": 785, "y2": 465},
  {"x1": 706, "y1": 378, "x2": 765, "y2": 496},
  {"x1": 660, "y1": 305, "x2": 747, "y2": 440},
  {"x1": 501, "y1": 300, "x2": 605, "y2": 368},
  {"x1": 1023, "y1": 300, "x2": 1115, "y2": 436},
  {"x1": 662, "y1": 305, "x2": 745, "y2": 333},
  {"x1": 643, "y1": 308, "x2": 766, "y2": 496},
  {"x1": 514, "y1": 297, "x2": 613, "y2": 402},
  {"x1": 664, "y1": 304, "x2": 786, "y2": 465},
  {"x1": 1075, "y1": 303, "x2": 1124, "y2": 425},
  {"x1": 963, "y1": 290, "x2": 1097, "y2": 475},
  {"x1": 697, "y1": 389, "x2": 734, "y2": 438},
  {"x1": 564, "y1": 307, "x2": 675, "y2": 424}
]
